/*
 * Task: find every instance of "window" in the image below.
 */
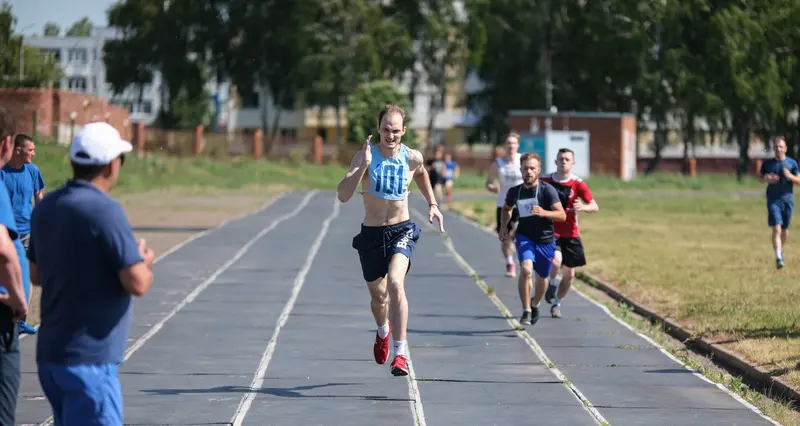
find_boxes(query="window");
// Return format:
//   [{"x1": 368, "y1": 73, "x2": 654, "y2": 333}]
[
  {"x1": 68, "y1": 77, "x2": 87, "y2": 93},
  {"x1": 40, "y1": 48, "x2": 61, "y2": 61},
  {"x1": 241, "y1": 91, "x2": 259, "y2": 108},
  {"x1": 280, "y1": 128, "x2": 297, "y2": 138},
  {"x1": 140, "y1": 101, "x2": 152, "y2": 114},
  {"x1": 68, "y1": 48, "x2": 88, "y2": 64}
]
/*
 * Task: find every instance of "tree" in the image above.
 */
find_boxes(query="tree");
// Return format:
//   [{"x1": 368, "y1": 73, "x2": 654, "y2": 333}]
[
  {"x1": 104, "y1": 0, "x2": 221, "y2": 129},
  {"x1": 347, "y1": 80, "x2": 417, "y2": 148},
  {"x1": 43, "y1": 22, "x2": 59, "y2": 36},
  {"x1": 65, "y1": 17, "x2": 92, "y2": 36},
  {"x1": 0, "y1": 3, "x2": 62, "y2": 88},
  {"x1": 302, "y1": 0, "x2": 412, "y2": 145}
]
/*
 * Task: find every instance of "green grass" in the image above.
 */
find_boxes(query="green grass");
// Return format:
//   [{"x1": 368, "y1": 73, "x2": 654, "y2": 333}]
[{"x1": 34, "y1": 140, "x2": 353, "y2": 193}]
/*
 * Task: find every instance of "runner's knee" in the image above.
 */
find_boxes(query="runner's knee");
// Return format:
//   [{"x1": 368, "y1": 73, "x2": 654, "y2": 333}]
[{"x1": 520, "y1": 261, "x2": 533, "y2": 278}]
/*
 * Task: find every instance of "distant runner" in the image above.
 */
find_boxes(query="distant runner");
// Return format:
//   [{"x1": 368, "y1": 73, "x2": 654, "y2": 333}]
[
  {"x1": 760, "y1": 136, "x2": 800, "y2": 268},
  {"x1": 499, "y1": 153, "x2": 565, "y2": 325},
  {"x1": 337, "y1": 104, "x2": 444, "y2": 376},
  {"x1": 442, "y1": 151, "x2": 459, "y2": 209},
  {"x1": 485, "y1": 133, "x2": 523, "y2": 277},
  {"x1": 541, "y1": 148, "x2": 599, "y2": 317},
  {"x1": 426, "y1": 145, "x2": 446, "y2": 204}
]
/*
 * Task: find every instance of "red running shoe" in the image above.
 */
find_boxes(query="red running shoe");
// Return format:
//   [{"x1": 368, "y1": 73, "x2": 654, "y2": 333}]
[
  {"x1": 373, "y1": 322, "x2": 391, "y2": 365},
  {"x1": 391, "y1": 354, "x2": 409, "y2": 376}
]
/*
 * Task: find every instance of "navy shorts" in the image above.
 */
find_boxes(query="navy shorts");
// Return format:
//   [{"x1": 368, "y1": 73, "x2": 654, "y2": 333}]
[
  {"x1": 352, "y1": 220, "x2": 422, "y2": 282},
  {"x1": 515, "y1": 234, "x2": 556, "y2": 279},
  {"x1": 768, "y1": 198, "x2": 794, "y2": 229},
  {"x1": 38, "y1": 363, "x2": 123, "y2": 425}
]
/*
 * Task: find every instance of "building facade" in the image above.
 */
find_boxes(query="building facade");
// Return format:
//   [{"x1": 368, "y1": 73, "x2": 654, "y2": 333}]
[{"x1": 24, "y1": 27, "x2": 162, "y2": 125}]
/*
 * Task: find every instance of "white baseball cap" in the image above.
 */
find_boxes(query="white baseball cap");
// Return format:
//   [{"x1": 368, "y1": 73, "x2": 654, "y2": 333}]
[{"x1": 70, "y1": 122, "x2": 133, "y2": 166}]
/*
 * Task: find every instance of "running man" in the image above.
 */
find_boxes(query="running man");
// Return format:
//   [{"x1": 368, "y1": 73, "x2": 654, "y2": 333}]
[
  {"x1": 1, "y1": 133, "x2": 45, "y2": 334},
  {"x1": 499, "y1": 153, "x2": 565, "y2": 325},
  {"x1": 337, "y1": 104, "x2": 444, "y2": 376},
  {"x1": 759, "y1": 136, "x2": 800, "y2": 268},
  {"x1": 486, "y1": 133, "x2": 523, "y2": 277},
  {"x1": 426, "y1": 144, "x2": 446, "y2": 203},
  {"x1": 29, "y1": 122, "x2": 155, "y2": 425},
  {"x1": 541, "y1": 148, "x2": 599, "y2": 318},
  {"x1": 442, "y1": 151, "x2": 460, "y2": 208}
]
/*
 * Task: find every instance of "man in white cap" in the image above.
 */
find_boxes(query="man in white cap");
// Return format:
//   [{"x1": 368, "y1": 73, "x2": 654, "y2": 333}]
[{"x1": 27, "y1": 122, "x2": 156, "y2": 425}]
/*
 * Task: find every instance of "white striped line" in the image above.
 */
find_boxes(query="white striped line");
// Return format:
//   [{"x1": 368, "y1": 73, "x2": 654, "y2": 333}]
[
  {"x1": 38, "y1": 190, "x2": 316, "y2": 426},
  {"x1": 21, "y1": 191, "x2": 292, "y2": 342},
  {"x1": 411, "y1": 208, "x2": 609, "y2": 425},
  {"x1": 230, "y1": 195, "x2": 340, "y2": 426},
  {"x1": 405, "y1": 343, "x2": 427, "y2": 426},
  {"x1": 445, "y1": 206, "x2": 782, "y2": 425}
]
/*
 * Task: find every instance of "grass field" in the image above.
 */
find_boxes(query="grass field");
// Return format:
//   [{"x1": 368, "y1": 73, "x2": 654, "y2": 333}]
[{"x1": 450, "y1": 186, "x2": 800, "y2": 391}]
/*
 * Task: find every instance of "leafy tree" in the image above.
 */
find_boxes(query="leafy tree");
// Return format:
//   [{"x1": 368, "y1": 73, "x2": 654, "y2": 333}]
[
  {"x1": 65, "y1": 17, "x2": 92, "y2": 36},
  {"x1": 0, "y1": 4, "x2": 62, "y2": 88},
  {"x1": 43, "y1": 22, "x2": 59, "y2": 36},
  {"x1": 347, "y1": 80, "x2": 416, "y2": 148}
]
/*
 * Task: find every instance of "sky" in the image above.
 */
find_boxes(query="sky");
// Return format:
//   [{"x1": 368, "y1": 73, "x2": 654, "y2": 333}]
[{"x1": 6, "y1": 0, "x2": 114, "y2": 36}]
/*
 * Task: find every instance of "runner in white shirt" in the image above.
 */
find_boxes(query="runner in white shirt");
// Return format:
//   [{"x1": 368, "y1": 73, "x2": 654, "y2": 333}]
[{"x1": 485, "y1": 133, "x2": 524, "y2": 277}]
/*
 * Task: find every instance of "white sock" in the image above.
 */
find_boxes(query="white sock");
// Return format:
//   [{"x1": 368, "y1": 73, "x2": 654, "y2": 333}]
[
  {"x1": 394, "y1": 340, "x2": 408, "y2": 357},
  {"x1": 553, "y1": 296, "x2": 560, "y2": 306},
  {"x1": 505, "y1": 256, "x2": 514, "y2": 264},
  {"x1": 532, "y1": 301, "x2": 540, "y2": 308},
  {"x1": 777, "y1": 249, "x2": 783, "y2": 259},
  {"x1": 378, "y1": 322, "x2": 390, "y2": 339}
]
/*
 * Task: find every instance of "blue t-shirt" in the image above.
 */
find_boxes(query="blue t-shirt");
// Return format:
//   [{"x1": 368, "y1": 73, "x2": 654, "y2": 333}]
[
  {"x1": 760, "y1": 157, "x2": 799, "y2": 201},
  {"x1": 0, "y1": 163, "x2": 45, "y2": 235},
  {"x1": 444, "y1": 160, "x2": 457, "y2": 179},
  {"x1": 0, "y1": 184, "x2": 20, "y2": 296},
  {"x1": 28, "y1": 180, "x2": 143, "y2": 365}
]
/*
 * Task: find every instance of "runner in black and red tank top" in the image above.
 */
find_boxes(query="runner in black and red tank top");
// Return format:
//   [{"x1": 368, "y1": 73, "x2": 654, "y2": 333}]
[{"x1": 540, "y1": 148, "x2": 599, "y2": 318}]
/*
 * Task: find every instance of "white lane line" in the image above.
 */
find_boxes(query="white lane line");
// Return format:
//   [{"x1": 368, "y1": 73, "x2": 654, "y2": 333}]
[
  {"x1": 38, "y1": 190, "x2": 316, "y2": 426},
  {"x1": 411, "y1": 208, "x2": 609, "y2": 426},
  {"x1": 21, "y1": 192, "x2": 292, "y2": 342},
  {"x1": 405, "y1": 342, "x2": 427, "y2": 426},
  {"x1": 230, "y1": 196, "x2": 341, "y2": 426},
  {"x1": 446, "y1": 207, "x2": 781, "y2": 425}
]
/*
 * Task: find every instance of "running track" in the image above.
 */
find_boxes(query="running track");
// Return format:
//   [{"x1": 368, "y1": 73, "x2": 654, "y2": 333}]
[{"x1": 14, "y1": 190, "x2": 780, "y2": 425}]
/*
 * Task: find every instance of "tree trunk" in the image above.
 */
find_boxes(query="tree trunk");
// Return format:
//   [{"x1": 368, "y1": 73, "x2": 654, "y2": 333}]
[
  {"x1": 644, "y1": 117, "x2": 666, "y2": 175},
  {"x1": 736, "y1": 120, "x2": 750, "y2": 182}
]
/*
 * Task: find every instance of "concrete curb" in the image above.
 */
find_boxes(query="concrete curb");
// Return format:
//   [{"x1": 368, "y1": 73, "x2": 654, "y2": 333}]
[{"x1": 577, "y1": 271, "x2": 800, "y2": 408}]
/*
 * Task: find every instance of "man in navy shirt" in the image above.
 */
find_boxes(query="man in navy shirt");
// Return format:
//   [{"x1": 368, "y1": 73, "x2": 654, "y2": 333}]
[
  {"x1": 28, "y1": 122, "x2": 156, "y2": 425},
  {"x1": 759, "y1": 136, "x2": 800, "y2": 269},
  {"x1": 0, "y1": 107, "x2": 30, "y2": 426},
  {"x1": 499, "y1": 153, "x2": 566, "y2": 326},
  {"x1": 1, "y1": 133, "x2": 45, "y2": 334}
]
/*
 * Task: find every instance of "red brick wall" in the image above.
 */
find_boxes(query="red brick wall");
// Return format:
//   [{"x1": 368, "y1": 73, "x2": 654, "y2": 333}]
[
  {"x1": 0, "y1": 89, "x2": 131, "y2": 142},
  {"x1": 508, "y1": 112, "x2": 630, "y2": 178}
]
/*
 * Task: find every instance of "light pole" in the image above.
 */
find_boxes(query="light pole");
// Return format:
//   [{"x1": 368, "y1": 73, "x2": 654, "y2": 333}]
[{"x1": 18, "y1": 24, "x2": 35, "y2": 83}]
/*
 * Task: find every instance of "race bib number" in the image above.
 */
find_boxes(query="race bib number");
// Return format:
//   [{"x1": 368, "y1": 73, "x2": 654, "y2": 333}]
[{"x1": 517, "y1": 197, "x2": 539, "y2": 218}]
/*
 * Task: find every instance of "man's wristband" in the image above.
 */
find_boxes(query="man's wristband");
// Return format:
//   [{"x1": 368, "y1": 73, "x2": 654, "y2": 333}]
[{"x1": 429, "y1": 203, "x2": 438, "y2": 208}]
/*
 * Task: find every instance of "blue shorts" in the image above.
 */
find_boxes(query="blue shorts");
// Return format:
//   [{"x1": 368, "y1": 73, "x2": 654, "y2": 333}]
[
  {"x1": 352, "y1": 220, "x2": 421, "y2": 282},
  {"x1": 515, "y1": 235, "x2": 556, "y2": 279},
  {"x1": 38, "y1": 363, "x2": 123, "y2": 426},
  {"x1": 768, "y1": 198, "x2": 794, "y2": 229}
]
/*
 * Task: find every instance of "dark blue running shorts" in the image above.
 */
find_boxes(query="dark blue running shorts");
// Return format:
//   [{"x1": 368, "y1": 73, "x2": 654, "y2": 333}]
[{"x1": 352, "y1": 220, "x2": 422, "y2": 282}]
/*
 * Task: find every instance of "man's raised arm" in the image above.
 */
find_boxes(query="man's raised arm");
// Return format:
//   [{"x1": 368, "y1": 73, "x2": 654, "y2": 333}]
[{"x1": 338, "y1": 136, "x2": 372, "y2": 203}]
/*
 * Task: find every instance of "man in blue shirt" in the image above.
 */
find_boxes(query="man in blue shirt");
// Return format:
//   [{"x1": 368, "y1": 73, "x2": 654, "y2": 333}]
[
  {"x1": 0, "y1": 106, "x2": 30, "y2": 426},
  {"x1": 1, "y1": 133, "x2": 45, "y2": 334},
  {"x1": 28, "y1": 122, "x2": 156, "y2": 425},
  {"x1": 760, "y1": 136, "x2": 800, "y2": 269}
]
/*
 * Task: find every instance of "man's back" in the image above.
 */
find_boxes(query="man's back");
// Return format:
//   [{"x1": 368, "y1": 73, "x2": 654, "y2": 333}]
[
  {"x1": 29, "y1": 180, "x2": 142, "y2": 365},
  {"x1": 761, "y1": 157, "x2": 799, "y2": 200}
]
